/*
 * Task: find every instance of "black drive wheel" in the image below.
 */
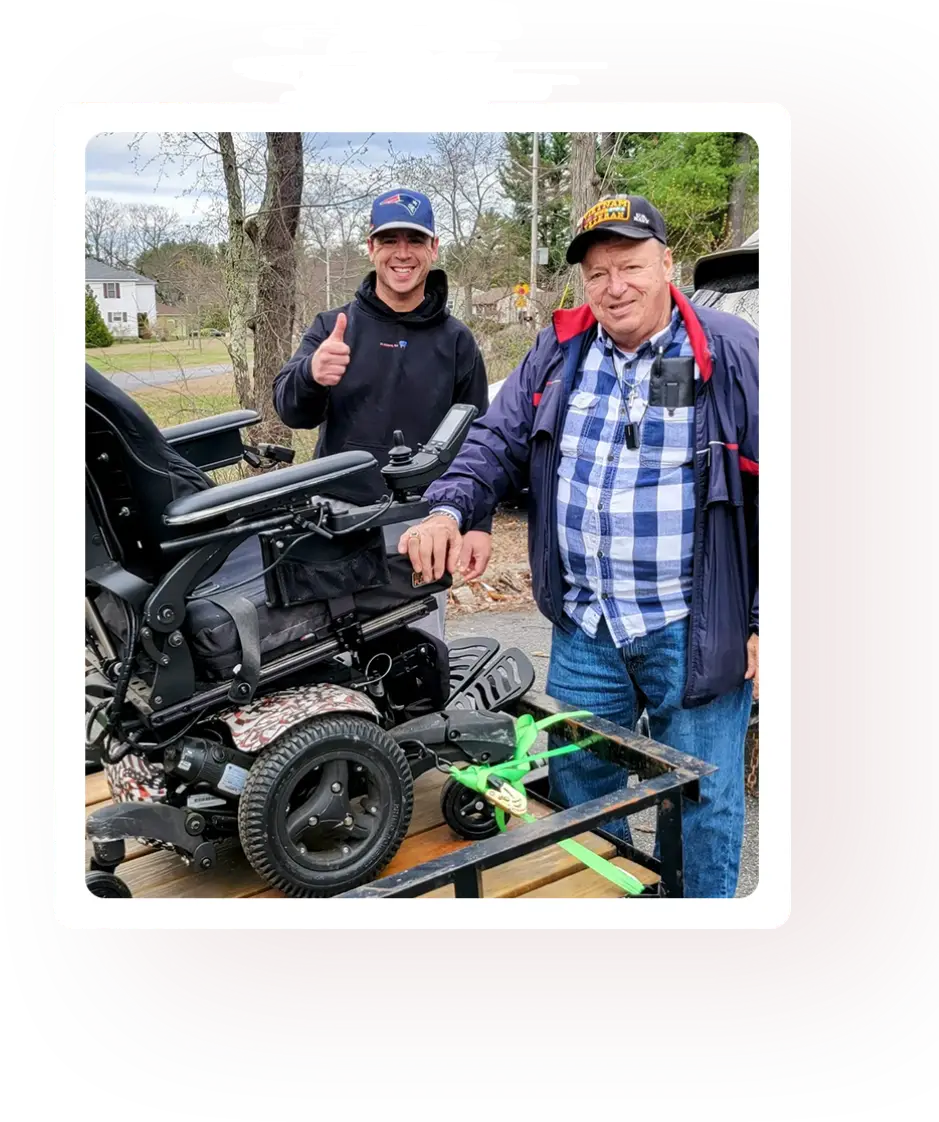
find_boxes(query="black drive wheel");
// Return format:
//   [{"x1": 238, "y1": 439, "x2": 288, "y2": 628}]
[
  {"x1": 441, "y1": 775, "x2": 503, "y2": 840},
  {"x1": 237, "y1": 715, "x2": 414, "y2": 897},
  {"x1": 85, "y1": 871, "x2": 133, "y2": 898}
]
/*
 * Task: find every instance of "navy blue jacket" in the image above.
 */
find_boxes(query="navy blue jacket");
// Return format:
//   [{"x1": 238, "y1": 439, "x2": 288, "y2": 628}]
[{"x1": 425, "y1": 287, "x2": 759, "y2": 707}]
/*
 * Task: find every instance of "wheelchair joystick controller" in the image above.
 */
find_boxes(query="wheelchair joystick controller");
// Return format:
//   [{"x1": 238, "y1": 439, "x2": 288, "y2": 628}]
[
  {"x1": 380, "y1": 406, "x2": 478, "y2": 498},
  {"x1": 388, "y1": 431, "x2": 413, "y2": 465},
  {"x1": 386, "y1": 431, "x2": 415, "y2": 502}
]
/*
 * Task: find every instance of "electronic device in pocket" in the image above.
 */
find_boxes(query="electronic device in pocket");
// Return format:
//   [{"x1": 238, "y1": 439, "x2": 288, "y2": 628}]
[{"x1": 649, "y1": 355, "x2": 695, "y2": 414}]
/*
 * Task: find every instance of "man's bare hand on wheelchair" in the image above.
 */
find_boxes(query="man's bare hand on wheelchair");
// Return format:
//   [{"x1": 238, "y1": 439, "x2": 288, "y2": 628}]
[{"x1": 397, "y1": 514, "x2": 463, "y2": 582}]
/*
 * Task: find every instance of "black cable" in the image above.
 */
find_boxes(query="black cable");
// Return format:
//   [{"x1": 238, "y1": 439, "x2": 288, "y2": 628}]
[{"x1": 105, "y1": 601, "x2": 139, "y2": 744}]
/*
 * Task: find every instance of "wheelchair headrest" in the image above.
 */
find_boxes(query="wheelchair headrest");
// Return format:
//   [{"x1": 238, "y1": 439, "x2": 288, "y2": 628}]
[{"x1": 85, "y1": 364, "x2": 212, "y2": 578}]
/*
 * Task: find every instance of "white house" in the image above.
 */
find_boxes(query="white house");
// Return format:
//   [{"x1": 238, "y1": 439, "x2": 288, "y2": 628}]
[{"x1": 86, "y1": 258, "x2": 158, "y2": 338}]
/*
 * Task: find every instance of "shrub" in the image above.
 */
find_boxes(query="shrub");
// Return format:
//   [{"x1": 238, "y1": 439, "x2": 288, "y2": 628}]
[{"x1": 137, "y1": 312, "x2": 153, "y2": 339}]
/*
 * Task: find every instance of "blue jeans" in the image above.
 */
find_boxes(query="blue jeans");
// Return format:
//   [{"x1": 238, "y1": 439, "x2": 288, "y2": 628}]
[{"x1": 546, "y1": 616, "x2": 752, "y2": 898}]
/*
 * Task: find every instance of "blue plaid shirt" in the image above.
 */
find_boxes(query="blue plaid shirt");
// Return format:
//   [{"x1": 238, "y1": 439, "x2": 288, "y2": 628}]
[{"x1": 557, "y1": 309, "x2": 698, "y2": 646}]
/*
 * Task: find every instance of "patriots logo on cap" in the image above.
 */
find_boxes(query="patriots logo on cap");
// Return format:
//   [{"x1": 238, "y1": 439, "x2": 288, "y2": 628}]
[{"x1": 379, "y1": 192, "x2": 421, "y2": 216}]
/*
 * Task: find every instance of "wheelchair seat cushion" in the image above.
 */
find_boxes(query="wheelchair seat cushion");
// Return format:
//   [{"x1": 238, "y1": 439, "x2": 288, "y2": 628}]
[{"x1": 185, "y1": 537, "x2": 332, "y2": 678}]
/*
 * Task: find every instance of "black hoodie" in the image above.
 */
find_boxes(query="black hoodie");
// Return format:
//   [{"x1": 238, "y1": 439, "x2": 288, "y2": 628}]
[{"x1": 273, "y1": 269, "x2": 491, "y2": 527}]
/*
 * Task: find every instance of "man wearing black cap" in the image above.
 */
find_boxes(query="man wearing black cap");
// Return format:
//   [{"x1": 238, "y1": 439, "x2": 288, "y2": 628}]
[
  {"x1": 399, "y1": 195, "x2": 759, "y2": 898},
  {"x1": 273, "y1": 188, "x2": 493, "y2": 617}
]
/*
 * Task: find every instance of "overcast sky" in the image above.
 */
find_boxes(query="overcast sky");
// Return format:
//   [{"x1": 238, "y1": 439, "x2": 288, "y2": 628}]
[{"x1": 85, "y1": 132, "x2": 436, "y2": 223}]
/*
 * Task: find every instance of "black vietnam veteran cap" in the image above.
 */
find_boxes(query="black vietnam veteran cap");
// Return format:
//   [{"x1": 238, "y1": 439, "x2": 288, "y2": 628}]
[{"x1": 566, "y1": 195, "x2": 668, "y2": 263}]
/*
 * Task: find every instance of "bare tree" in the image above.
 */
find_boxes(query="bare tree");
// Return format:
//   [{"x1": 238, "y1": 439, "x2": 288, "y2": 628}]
[
  {"x1": 85, "y1": 196, "x2": 123, "y2": 261},
  {"x1": 298, "y1": 134, "x2": 394, "y2": 332},
  {"x1": 243, "y1": 132, "x2": 304, "y2": 446},
  {"x1": 400, "y1": 132, "x2": 507, "y2": 316},
  {"x1": 218, "y1": 132, "x2": 254, "y2": 408},
  {"x1": 124, "y1": 203, "x2": 183, "y2": 256},
  {"x1": 727, "y1": 133, "x2": 753, "y2": 248},
  {"x1": 129, "y1": 131, "x2": 269, "y2": 404},
  {"x1": 570, "y1": 133, "x2": 599, "y2": 305}
]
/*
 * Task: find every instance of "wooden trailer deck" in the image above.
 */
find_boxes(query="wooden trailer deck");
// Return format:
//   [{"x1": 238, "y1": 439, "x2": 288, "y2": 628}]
[{"x1": 84, "y1": 768, "x2": 659, "y2": 899}]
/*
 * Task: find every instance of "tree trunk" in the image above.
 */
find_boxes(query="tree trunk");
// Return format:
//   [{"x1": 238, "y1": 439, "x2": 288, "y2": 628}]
[
  {"x1": 727, "y1": 133, "x2": 752, "y2": 248},
  {"x1": 570, "y1": 133, "x2": 597, "y2": 306},
  {"x1": 245, "y1": 132, "x2": 303, "y2": 447},
  {"x1": 218, "y1": 132, "x2": 253, "y2": 410}
]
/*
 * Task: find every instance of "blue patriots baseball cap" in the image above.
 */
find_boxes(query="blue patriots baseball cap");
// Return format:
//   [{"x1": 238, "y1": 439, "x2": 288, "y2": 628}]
[{"x1": 369, "y1": 188, "x2": 436, "y2": 239}]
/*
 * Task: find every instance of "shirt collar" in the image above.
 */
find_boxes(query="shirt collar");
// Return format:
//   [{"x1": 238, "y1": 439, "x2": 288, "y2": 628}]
[{"x1": 596, "y1": 304, "x2": 681, "y2": 360}]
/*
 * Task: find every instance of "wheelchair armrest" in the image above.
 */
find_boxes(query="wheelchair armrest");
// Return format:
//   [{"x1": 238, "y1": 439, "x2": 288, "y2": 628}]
[
  {"x1": 162, "y1": 410, "x2": 261, "y2": 471},
  {"x1": 162, "y1": 451, "x2": 377, "y2": 528}
]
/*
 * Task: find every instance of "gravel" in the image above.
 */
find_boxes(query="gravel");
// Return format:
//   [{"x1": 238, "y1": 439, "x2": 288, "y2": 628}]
[{"x1": 446, "y1": 606, "x2": 759, "y2": 898}]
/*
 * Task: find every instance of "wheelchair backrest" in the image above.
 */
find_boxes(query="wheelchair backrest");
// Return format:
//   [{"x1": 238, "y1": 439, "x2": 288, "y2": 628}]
[{"x1": 85, "y1": 364, "x2": 212, "y2": 580}]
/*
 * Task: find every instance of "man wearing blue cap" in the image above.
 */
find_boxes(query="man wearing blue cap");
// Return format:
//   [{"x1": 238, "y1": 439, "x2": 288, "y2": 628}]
[{"x1": 274, "y1": 188, "x2": 493, "y2": 609}]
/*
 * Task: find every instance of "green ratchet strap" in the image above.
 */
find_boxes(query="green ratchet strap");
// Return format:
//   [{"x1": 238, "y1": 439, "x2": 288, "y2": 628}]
[{"x1": 449, "y1": 710, "x2": 645, "y2": 897}]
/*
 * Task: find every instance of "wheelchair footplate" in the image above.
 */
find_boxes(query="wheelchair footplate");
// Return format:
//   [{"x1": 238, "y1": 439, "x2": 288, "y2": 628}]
[{"x1": 446, "y1": 641, "x2": 535, "y2": 712}]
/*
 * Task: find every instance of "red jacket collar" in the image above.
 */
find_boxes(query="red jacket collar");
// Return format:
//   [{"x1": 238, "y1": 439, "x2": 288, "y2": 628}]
[{"x1": 551, "y1": 284, "x2": 713, "y2": 380}]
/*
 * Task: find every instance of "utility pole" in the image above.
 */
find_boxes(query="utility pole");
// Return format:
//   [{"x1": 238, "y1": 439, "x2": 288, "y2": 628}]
[
  {"x1": 530, "y1": 131, "x2": 539, "y2": 332},
  {"x1": 325, "y1": 248, "x2": 331, "y2": 308}
]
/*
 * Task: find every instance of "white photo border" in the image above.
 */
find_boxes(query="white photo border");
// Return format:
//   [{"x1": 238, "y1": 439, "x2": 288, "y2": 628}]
[{"x1": 53, "y1": 98, "x2": 789, "y2": 929}]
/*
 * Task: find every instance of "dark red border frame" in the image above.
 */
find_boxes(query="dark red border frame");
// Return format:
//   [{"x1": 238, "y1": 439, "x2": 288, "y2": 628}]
[{"x1": 31, "y1": 24, "x2": 937, "y2": 1095}]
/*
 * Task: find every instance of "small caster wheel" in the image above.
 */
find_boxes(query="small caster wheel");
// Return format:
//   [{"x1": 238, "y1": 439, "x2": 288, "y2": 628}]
[
  {"x1": 441, "y1": 776, "x2": 503, "y2": 840},
  {"x1": 85, "y1": 871, "x2": 132, "y2": 898}
]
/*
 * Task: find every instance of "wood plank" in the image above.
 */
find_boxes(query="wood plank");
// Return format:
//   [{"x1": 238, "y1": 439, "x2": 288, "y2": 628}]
[
  {"x1": 406, "y1": 768, "x2": 448, "y2": 835},
  {"x1": 118, "y1": 841, "x2": 267, "y2": 899},
  {"x1": 515, "y1": 857, "x2": 659, "y2": 898},
  {"x1": 416, "y1": 826, "x2": 619, "y2": 898},
  {"x1": 85, "y1": 772, "x2": 111, "y2": 805},
  {"x1": 380, "y1": 793, "x2": 549, "y2": 882}
]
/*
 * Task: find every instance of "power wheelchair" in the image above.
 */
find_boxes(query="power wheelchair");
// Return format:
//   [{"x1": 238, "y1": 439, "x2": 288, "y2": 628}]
[{"x1": 84, "y1": 364, "x2": 535, "y2": 898}]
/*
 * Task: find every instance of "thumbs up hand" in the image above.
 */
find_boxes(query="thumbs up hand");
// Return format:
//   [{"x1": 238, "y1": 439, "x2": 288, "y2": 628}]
[{"x1": 310, "y1": 312, "x2": 350, "y2": 387}]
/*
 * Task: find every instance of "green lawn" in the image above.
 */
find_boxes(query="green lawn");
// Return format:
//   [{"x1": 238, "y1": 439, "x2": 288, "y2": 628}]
[
  {"x1": 131, "y1": 379, "x2": 319, "y2": 467},
  {"x1": 86, "y1": 338, "x2": 252, "y2": 375},
  {"x1": 134, "y1": 382, "x2": 242, "y2": 428}
]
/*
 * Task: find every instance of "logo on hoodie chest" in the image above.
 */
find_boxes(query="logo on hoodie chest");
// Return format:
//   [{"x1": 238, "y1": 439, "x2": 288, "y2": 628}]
[{"x1": 378, "y1": 340, "x2": 408, "y2": 349}]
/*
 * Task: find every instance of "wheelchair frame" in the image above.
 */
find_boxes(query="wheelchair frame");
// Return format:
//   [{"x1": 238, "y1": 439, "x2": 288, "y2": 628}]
[
  {"x1": 83, "y1": 378, "x2": 541, "y2": 896},
  {"x1": 84, "y1": 376, "x2": 716, "y2": 900}
]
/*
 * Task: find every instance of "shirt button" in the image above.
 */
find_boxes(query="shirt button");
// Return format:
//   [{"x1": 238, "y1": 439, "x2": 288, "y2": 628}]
[{"x1": 597, "y1": 550, "x2": 604, "y2": 558}]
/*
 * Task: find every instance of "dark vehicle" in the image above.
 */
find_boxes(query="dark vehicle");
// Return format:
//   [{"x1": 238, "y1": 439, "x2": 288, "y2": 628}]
[
  {"x1": 690, "y1": 229, "x2": 759, "y2": 327},
  {"x1": 691, "y1": 229, "x2": 760, "y2": 779}
]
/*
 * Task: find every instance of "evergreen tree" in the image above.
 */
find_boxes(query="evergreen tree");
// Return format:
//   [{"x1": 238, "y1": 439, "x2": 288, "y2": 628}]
[
  {"x1": 85, "y1": 286, "x2": 113, "y2": 347},
  {"x1": 500, "y1": 133, "x2": 572, "y2": 277},
  {"x1": 501, "y1": 131, "x2": 760, "y2": 288},
  {"x1": 602, "y1": 133, "x2": 757, "y2": 263}
]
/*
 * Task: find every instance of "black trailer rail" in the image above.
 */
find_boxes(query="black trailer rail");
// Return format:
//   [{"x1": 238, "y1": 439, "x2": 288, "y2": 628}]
[{"x1": 341, "y1": 691, "x2": 716, "y2": 898}]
